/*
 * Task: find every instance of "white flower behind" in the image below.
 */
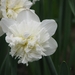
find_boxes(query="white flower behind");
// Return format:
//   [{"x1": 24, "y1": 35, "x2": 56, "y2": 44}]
[
  {"x1": 1, "y1": 0, "x2": 32, "y2": 19},
  {"x1": 0, "y1": 10, "x2": 58, "y2": 65}
]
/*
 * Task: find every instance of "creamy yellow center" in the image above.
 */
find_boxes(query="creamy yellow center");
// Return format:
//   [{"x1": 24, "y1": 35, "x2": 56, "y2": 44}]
[{"x1": 6, "y1": 0, "x2": 24, "y2": 18}]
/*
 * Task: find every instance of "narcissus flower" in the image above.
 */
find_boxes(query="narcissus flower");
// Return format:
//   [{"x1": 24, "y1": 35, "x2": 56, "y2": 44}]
[
  {"x1": 0, "y1": 0, "x2": 33, "y2": 36},
  {"x1": 0, "y1": 10, "x2": 58, "y2": 65},
  {"x1": 0, "y1": 0, "x2": 32, "y2": 19}
]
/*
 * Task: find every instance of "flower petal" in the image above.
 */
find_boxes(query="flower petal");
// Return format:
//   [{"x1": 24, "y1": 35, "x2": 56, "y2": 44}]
[
  {"x1": 0, "y1": 26, "x2": 4, "y2": 36},
  {"x1": 0, "y1": 18, "x2": 16, "y2": 33},
  {"x1": 24, "y1": 0, "x2": 33, "y2": 8},
  {"x1": 44, "y1": 37, "x2": 58, "y2": 56},
  {"x1": 41, "y1": 20, "x2": 57, "y2": 36},
  {"x1": 0, "y1": 6, "x2": 2, "y2": 18},
  {"x1": 16, "y1": 10, "x2": 40, "y2": 23}
]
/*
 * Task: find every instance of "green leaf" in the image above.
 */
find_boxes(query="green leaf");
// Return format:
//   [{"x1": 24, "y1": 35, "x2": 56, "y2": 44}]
[
  {"x1": 4, "y1": 55, "x2": 11, "y2": 75},
  {"x1": 68, "y1": 0, "x2": 75, "y2": 16},
  {"x1": 0, "y1": 35, "x2": 8, "y2": 68},
  {"x1": 0, "y1": 54, "x2": 8, "y2": 75},
  {"x1": 35, "y1": 61, "x2": 41, "y2": 75},
  {"x1": 0, "y1": 52, "x2": 17, "y2": 75},
  {"x1": 42, "y1": 57, "x2": 51, "y2": 75},
  {"x1": 62, "y1": 0, "x2": 72, "y2": 60},
  {"x1": 69, "y1": 44, "x2": 75, "y2": 67},
  {"x1": 53, "y1": 0, "x2": 65, "y2": 72},
  {"x1": 45, "y1": 57, "x2": 58, "y2": 75},
  {"x1": 59, "y1": 61, "x2": 70, "y2": 75},
  {"x1": 29, "y1": 61, "x2": 41, "y2": 75},
  {"x1": 42, "y1": 0, "x2": 52, "y2": 19},
  {"x1": 9, "y1": 56, "x2": 17, "y2": 75}
]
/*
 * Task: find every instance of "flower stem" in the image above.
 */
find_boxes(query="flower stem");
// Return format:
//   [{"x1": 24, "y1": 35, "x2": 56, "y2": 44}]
[{"x1": 45, "y1": 56, "x2": 58, "y2": 75}]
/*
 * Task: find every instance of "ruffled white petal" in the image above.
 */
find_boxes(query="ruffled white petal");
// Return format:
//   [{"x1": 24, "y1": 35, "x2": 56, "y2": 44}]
[
  {"x1": 0, "y1": 18, "x2": 16, "y2": 32},
  {"x1": 41, "y1": 20, "x2": 57, "y2": 36},
  {"x1": 16, "y1": 10, "x2": 40, "y2": 23},
  {"x1": 44, "y1": 37, "x2": 58, "y2": 56},
  {"x1": 24, "y1": 0, "x2": 33, "y2": 8}
]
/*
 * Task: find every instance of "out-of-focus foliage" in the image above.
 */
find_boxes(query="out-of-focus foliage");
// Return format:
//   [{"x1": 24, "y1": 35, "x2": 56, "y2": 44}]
[
  {"x1": 69, "y1": 0, "x2": 75, "y2": 16},
  {"x1": 0, "y1": 0, "x2": 75, "y2": 75},
  {"x1": 59, "y1": 62, "x2": 69, "y2": 75}
]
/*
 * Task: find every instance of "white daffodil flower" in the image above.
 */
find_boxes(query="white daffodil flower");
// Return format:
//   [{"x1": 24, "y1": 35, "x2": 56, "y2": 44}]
[
  {"x1": 0, "y1": 10, "x2": 58, "y2": 65},
  {"x1": 0, "y1": 0, "x2": 32, "y2": 19},
  {"x1": 0, "y1": 0, "x2": 33, "y2": 36}
]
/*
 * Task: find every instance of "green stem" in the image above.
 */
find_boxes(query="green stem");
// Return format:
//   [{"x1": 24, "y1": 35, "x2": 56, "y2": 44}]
[{"x1": 45, "y1": 57, "x2": 58, "y2": 75}]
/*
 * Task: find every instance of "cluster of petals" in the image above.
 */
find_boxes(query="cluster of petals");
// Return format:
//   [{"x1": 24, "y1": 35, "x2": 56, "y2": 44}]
[
  {"x1": 0, "y1": 0, "x2": 33, "y2": 19},
  {"x1": 0, "y1": 10, "x2": 58, "y2": 65},
  {"x1": 0, "y1": 0, "x2": 58, "y2": 65},
  {"x1": 0, "y1": 0, "x2": 38, "y2": 36}
]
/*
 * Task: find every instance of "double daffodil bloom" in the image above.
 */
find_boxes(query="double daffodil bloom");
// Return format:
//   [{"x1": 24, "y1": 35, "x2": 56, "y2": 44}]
[{"x1": 0, "y1": 10, "x2": 58, "y2": 65}]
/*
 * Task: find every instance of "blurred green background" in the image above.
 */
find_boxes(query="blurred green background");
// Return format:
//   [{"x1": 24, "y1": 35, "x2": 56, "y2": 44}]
[{"x1": 0, "y1": 0, "x2": 75, "y2": 75}]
